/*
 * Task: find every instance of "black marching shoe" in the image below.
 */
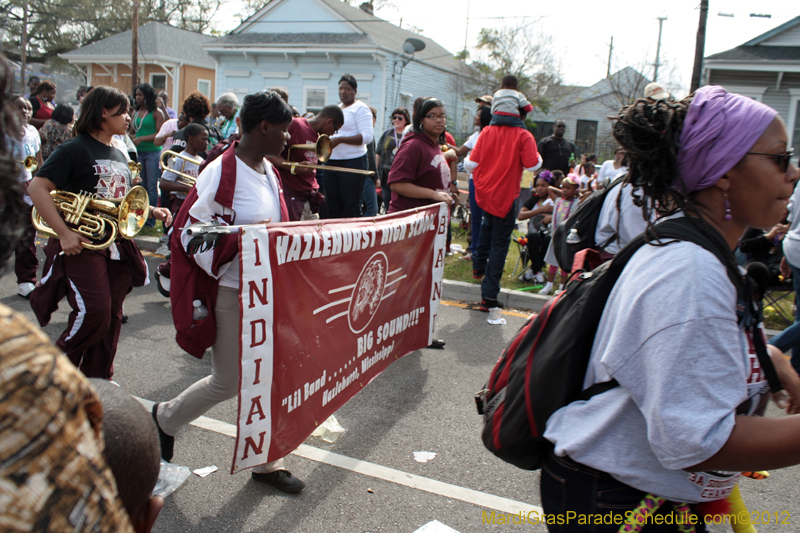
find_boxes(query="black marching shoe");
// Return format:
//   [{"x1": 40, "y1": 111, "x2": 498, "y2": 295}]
[
  {"x1": 151, "y1": 402, "x2": 174, "y2": 462},
  {"x1": 426, "y1": 339, "x2": 446, "y2": 349},
  {"x1": 252, "y1": 470, "x2": 305, "y2": 493}
]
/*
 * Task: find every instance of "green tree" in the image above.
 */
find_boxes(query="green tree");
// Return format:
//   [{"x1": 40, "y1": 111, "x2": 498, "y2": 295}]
[{"x1": 1, "y1": 0, "x2": 221, "y2": 65}]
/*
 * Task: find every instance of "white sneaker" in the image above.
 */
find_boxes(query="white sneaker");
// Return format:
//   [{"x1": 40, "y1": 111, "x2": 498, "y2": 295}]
[
  {"x1": 533, "y1": 272, "x2": 546, "y2": 284},
  {"x1": 539, "y1": 282, "x2": 553, "y2": 295},
  {"x1": 17, "y1": 282, "x2": 35, "y2": 299},
  {"x1": 553, "y1": 284, "x2": 565, "y2": 296}
]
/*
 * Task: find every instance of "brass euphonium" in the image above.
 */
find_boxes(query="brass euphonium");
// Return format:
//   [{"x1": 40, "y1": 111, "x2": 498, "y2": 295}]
[
  {"x1": 31, "y1": 186, "x2": 150, "y2": 250},
  {"x1": 158, "y1": 150, "x2": 198, "y2": 187},
  {"x1": 17, "y1": 155, "x2": 38, "y2": 173}
]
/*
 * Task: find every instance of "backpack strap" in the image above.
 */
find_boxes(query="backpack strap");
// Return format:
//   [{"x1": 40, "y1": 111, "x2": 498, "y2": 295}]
[{"x1": 579, "y1": 215, "x2": 783, "y2": 403}]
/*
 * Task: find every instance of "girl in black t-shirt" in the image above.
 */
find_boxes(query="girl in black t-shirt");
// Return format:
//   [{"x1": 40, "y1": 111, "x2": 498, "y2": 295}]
[{"x1": 28, "y1": 86, "x2": 172, "y2": 379}]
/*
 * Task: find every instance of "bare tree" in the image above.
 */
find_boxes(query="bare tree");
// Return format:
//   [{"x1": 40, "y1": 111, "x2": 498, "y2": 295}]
[
  {"x1": 464, "y1": 22, "x2": 562, "y2": 114},
  {"x1": 2, "y1": 0, "x2": 221, "y2": 66}
]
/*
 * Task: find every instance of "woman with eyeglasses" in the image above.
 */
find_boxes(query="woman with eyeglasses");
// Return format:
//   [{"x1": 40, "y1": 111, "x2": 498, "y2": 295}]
[
  {"x1": 541, "y1": 86, "x2": 800, "y2": 531},
  {"x1": 387, "y1": 98, "x2": 454, "y2": 213},
  {"x1": 376, "y1": 107, "x2": 410, "y2": 212}
]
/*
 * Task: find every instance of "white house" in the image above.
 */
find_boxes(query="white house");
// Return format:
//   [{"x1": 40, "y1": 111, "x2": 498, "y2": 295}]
[
  {"x1": 203, "y1": 0, "x2": 475, "y2": 139},
  {"x1": 704, "y1": 15, "x2": 800, "y2": 159}
]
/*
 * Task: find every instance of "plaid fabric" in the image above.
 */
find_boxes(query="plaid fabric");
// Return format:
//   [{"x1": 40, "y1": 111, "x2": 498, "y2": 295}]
[{"x1": 0, "y1": 303, "x2": 134, "y2": 532}]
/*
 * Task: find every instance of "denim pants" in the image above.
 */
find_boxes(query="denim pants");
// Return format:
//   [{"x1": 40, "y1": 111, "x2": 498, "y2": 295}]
[
  {"x1": 541, "y1": 452, "x2": 706, "y2": 533},
  {"x1": 361, "y1": 177, "x2": 378, "y2": 217},
  {"x1": 468, "y1": 179, "x2": 483, "y2": 255},
  {"x1": 325, "y1": 154, "x2": 368, "y2": 219},
  {"x1": 138, "y1": 150, "x2": 162, "y2": 227},
  {"x1": 768, "y1": 262, "x2": 800, "y2": 373},
  {"x1": 473, "y1": 202, "x2": 517, "y2": 300}
]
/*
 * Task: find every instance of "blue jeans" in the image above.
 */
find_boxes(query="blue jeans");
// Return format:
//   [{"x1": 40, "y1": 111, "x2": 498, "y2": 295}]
[
  {"x1": 138, "y1": 150, "x2": 162, "y2": 227},
  {"x1": 768, "y1": 261, "x2": 800, "y2": 373},
  {"x1": 362, "y1": 177, "x2": 378, "y2": 217},
  {"x1": 473, "y1": 201, "x2": 517, "y2": 301},
  {"x1": 489, "y1": 114, "x2": 526, "y2": 128},
  {"x1": 325, "y1": 155, "x2": 368, "y2": 218},
  {"x1": 541, "y1": 452, "x2": 707, "y2": 532},
  {"x1": 468, "y1": 179, "x2": 483, "y2": 255}
]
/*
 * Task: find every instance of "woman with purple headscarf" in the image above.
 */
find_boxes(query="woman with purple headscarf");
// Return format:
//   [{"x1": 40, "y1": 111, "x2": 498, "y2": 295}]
[{"x1": 540, "y1": 86, "x2": 800, "y2": 531}]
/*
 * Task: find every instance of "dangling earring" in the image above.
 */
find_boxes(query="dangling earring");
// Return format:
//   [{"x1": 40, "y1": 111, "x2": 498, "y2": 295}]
[{"x1": 723, "y1": 191, "x2": 732, "y2": 221}]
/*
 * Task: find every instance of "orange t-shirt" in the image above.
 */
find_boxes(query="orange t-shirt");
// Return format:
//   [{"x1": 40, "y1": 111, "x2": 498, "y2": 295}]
[{"x1": 470, "y1": 125, "x2": 539, "y2": 218}]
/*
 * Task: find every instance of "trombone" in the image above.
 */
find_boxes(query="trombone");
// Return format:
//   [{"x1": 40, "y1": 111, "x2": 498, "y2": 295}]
[
  {"x1": 159, "y1": 150, "x2": 198, "y2": 186},
  {"x1": 284, "y1": 134, "x2": 375, "y2": 176},
  {"x1": 17, "y1": 155, "x2": 38, "y2": 173}
]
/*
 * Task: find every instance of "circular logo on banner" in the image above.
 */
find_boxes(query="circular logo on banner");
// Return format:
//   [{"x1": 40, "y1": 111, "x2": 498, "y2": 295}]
[{"x1": 348, "y1": 252, "x2": 388, "y2": 333}]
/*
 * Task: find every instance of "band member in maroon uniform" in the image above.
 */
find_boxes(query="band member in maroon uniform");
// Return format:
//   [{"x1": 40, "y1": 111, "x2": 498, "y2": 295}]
[{"x1": 28, "y1": 86, "x2": 172, "y2": 379}]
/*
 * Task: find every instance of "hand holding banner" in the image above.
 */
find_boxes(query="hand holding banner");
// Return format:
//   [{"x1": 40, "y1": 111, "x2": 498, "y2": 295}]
[{"x1": 233, "y1": 204, "x2": 448, "y2": 473}]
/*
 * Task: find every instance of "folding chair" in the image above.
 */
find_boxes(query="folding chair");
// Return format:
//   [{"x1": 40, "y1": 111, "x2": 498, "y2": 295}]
[{"x1": 763, "y1": 282, "x2": 796, "y2": 327}]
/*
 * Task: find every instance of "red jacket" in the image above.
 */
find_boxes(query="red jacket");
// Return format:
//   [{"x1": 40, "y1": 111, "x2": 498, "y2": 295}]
[{"x1": 170, "y1": 141, "x2": 289, "y2": 358}]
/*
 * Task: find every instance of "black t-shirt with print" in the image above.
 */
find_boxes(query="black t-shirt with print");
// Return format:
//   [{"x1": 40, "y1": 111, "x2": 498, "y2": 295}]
[{"x1": 36, "y1": 133, "x2": 132, "y2": 200}]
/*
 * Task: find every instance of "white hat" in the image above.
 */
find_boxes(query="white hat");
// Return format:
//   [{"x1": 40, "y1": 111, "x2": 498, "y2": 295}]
[{"x1": 644, "y1": 82, "x2": 670, "y2": 101}]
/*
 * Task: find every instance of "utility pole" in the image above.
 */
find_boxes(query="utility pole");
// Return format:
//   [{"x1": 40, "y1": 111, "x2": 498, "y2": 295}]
[
  {"x1": 463, "y1": 0, "x2": 470, "y2": 53},
  {"x1": 20, "y1": 1, "x2": 28, "y2": 94},
  {"x1": 653, "y1": 16, "x2": 667, "y2": 82},
  {"x1": 690, "y1": 0, "x2": 709, "y2": 92},
  {"x1": 606, "y1": 36, "x2": 613, "y2": 78},
  {"x1": 131, "y1": 0, "x2": 139, "y2": 91}
]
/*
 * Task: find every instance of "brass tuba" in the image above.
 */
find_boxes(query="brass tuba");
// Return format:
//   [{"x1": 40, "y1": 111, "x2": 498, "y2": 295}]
[
  {"x1": 17, "y1": 155, "x2": 38, "y2": 173},
  {"x1": 31, "y1": 186, "x2": 150, "y2": 250},
  {"x1": 159, "y1": 150, "x2": 198, "y2": 187}
]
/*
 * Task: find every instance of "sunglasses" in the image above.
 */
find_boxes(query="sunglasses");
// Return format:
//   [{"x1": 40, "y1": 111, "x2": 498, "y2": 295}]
[
  {"x1": 392, "y1": 115, "x2": 405, "y2": 121},
  {"x1": 746, "y1": 148, "x2": 795, "y2": 173}
]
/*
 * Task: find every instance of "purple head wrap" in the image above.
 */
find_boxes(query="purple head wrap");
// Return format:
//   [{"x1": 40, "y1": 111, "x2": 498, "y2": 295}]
[
  {"x1": 675, "y1": 85, "x2": 777, "y2": 194},
  {"x1": 538, "y1": 169, "x2": 553, "y2": 183}
]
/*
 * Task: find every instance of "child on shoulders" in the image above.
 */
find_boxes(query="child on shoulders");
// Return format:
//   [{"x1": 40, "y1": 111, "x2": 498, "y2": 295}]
[{"x1": 490, "y1": 74, "x2": 534, "y2": 129}]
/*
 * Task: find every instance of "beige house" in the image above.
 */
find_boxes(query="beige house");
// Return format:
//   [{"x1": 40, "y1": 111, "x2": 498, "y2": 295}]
[{"x1": 60, "y1": 22, "x2": 217, "y2": 111}]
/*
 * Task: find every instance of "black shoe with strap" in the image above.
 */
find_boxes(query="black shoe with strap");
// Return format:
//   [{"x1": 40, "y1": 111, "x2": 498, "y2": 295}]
[{"x1": 151, "y1": 403, "x2": 174, "y2": 462}]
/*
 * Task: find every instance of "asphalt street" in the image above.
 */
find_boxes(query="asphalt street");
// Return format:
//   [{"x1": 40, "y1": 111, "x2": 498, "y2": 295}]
[{"x1": 3, "y1": 248, "x2": 800, "y2": 533}]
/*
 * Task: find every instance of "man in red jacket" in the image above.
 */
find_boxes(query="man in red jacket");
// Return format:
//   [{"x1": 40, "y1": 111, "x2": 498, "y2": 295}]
[{"x1": 465, "y1": 122, "x2": 541, "y2": 310}]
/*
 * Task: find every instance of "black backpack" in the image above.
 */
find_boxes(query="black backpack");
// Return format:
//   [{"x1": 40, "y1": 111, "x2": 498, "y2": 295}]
[
  {"x1": 475, "y1": 216, "x2": 782, "y2": 471},
  {"x1": 552, "y1": 174, "x2": 626, "y2": 272}
]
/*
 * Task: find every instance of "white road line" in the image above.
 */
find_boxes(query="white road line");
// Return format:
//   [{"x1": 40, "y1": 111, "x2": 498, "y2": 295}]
[{"x1": 137, "y1": 397, "x2": 542, "y2": 516}]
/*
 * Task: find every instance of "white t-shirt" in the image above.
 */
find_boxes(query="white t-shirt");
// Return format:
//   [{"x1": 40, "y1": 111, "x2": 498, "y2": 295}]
[
  {"x1": 544, "y1": 236, "x2": 769, "y2": 503},
  {"x1": 330, "y1": 100, "x2": 374, "y2": 160},
  {"x1": 14, "y1": 125, "x2": 41, "y2": 183},
  {"x1": 594, "y1": 182, "x2": 651, "y2": 254},
  {"x1": 597, "y1": 160, "x2": 628, "y2": 188},
  {"x1": 187, "y1": 154, "x2": 282, "y2": 288},
  {"x1": 162, "y1": 152, "x2": 202, "y2": 200},
  {"x1": 463, "y1": 131, "x2": 480, "y2": 180}
]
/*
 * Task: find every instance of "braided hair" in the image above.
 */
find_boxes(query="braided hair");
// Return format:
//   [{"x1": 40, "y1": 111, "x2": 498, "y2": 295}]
[{"x1": 612, "y1": 95, "x2": 694, "y2": 227}]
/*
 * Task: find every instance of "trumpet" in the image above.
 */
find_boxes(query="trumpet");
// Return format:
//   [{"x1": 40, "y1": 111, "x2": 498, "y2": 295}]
[
  {"x1": 31, "y1": 186, "x2": 150, "y2": 250},
  {"x1": 159, "y1": 150, "x2": 198, "y2": 186},
  {"x1": 282, "y1": 134, "x2": 375, "y2": 176},
  {"x1": 128, "y1": 161, "x2": 142, "y2": 180},
  {"x1": 17, "y1": 155, "x2": 38, "y2": 173}
]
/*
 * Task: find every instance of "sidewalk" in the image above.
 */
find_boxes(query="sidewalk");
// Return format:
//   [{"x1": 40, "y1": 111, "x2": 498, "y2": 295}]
[{"x1": 134, "y1": 235, "x2": 784, "y2": 336}]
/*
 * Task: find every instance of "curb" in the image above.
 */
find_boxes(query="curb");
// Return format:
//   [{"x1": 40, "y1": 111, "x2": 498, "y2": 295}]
[{"x1": 133, "y1": 236, "x2": 783, "y2": 329}]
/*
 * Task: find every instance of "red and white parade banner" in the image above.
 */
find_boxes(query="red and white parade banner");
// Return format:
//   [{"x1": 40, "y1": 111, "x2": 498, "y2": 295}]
[{"x1": 232, "y1": 203, "x2": 448, "y2": 473}]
